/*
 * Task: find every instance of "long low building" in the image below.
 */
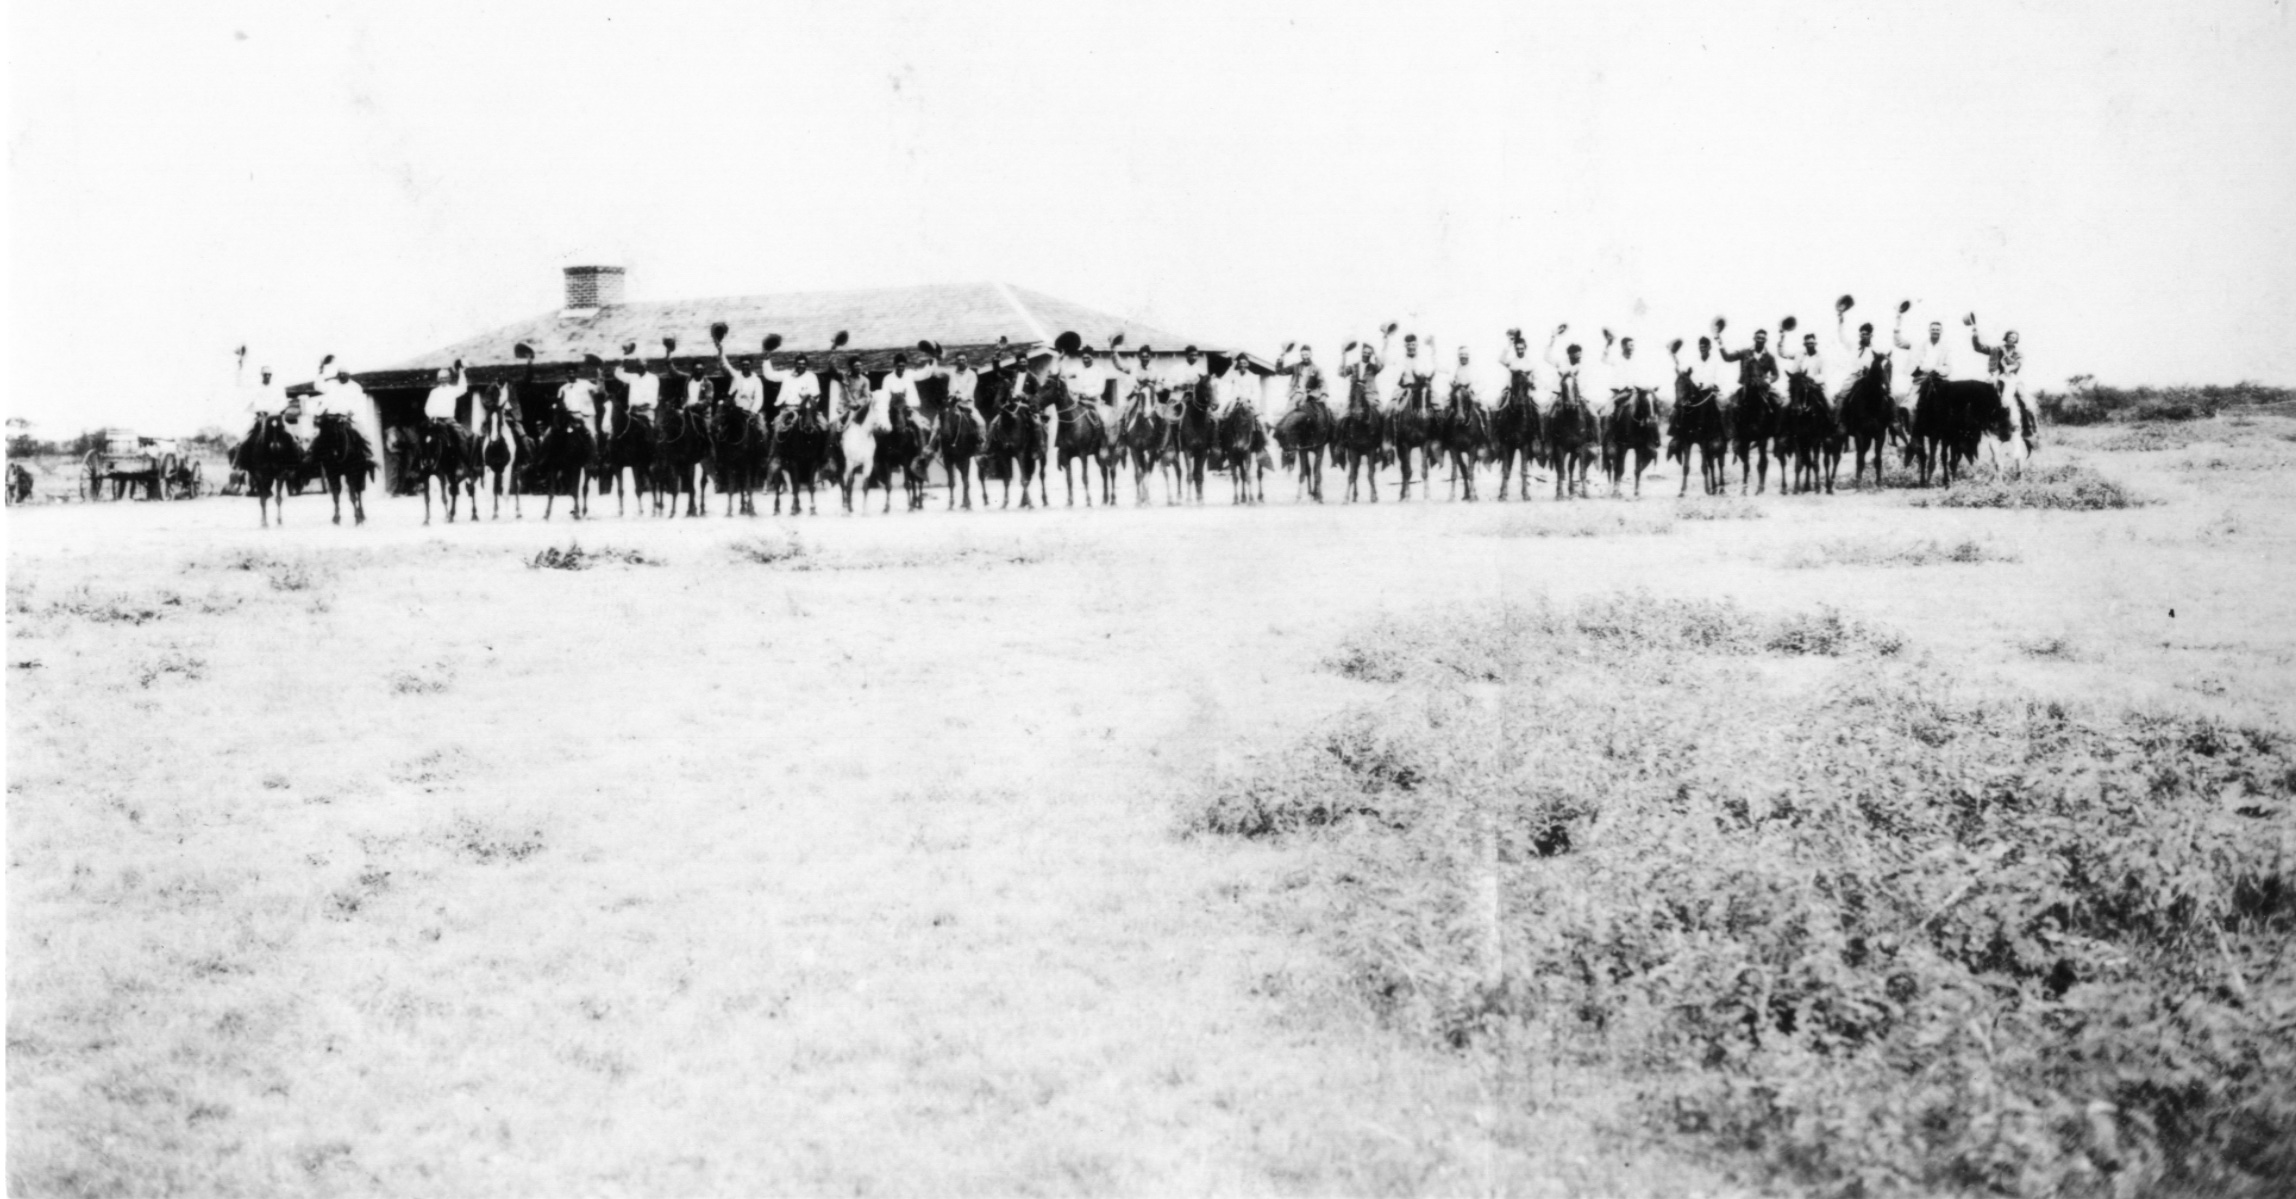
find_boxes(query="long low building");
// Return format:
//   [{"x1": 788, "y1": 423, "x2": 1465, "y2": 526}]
[{"x1": 299, "y1": 267, "x2": 1267, "y2": 488}]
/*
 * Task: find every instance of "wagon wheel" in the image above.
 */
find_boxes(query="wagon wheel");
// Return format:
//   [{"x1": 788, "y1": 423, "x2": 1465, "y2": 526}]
[
  {"x1": 157, "y1": 452, "x2": 179, "y2": 502},
  {"x1": 81, "y1": 451, "x2": 103, "y2": 502},
  {"x1": 184, "y1": 459, "x2": 204, "y2": 499}
]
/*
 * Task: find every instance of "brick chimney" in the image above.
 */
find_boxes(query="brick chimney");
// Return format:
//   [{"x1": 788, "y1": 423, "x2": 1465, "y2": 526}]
[{"x1": 562, "y1": 265, "x2": 626, "y2": 313}]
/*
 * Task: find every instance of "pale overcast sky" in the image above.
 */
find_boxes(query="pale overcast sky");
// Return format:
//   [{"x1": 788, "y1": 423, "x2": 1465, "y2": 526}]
[{"x1": 10, "y1": 0, "x2": 2295, "y2": 434}]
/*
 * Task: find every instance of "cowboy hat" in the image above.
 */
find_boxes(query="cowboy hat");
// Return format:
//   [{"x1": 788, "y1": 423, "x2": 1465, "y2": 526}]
[
  {"x1": 513, "y1": 342, "x2": 534, "y2": 361},
  {"x1": 831, "y1": 330, "x2": 850, "y2": 349},
  {"x1": 710, "y1": 321, "x2": 730, "y2": 344},
  {"x1": 762, "y1": 333, "x2": 784, "y2": 352},
  {"x1": 1053, "y1": 331, "x2": 1083, "y2": 355}
]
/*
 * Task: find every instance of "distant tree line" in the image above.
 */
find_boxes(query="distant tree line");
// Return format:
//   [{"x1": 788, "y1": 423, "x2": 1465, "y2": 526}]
[
  {"x1": 7, "y1": 428, "x2": 234, "y2": 459},
  {"x1": 2035, "y1": 378, "x2": 2294, "y2": 425}
]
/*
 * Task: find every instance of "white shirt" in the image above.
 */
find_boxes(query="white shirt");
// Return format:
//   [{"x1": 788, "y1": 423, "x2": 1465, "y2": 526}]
[
  {"x1": 1062, "y1": 358, "x2": 1111, "y2": 403},
  {"x1": 1543, "y1": 338, "x2": 1585, "y2": 405},
  {"x1": 424, "y1": 382, "x2": 465, "y2": 422},
  {"x1": 1896, "y1": 323, "x2": 1956, "y2": 379},
  {"x1": 616, "y1": 365, "x2": 660, "y2": 411},
  {"x1": 1602, "y1": 348, "x2": 1664, "y2": 394},
  {"x1": 939, "y1": 366, "x2": 979, "y2": 404},
  {"x1": 1215, "y1": 368, "x2": 1257, "y2": 413},
  {"x1": 1497, "y1": 343, "x2": 1540, "y2": 396},
  {"x1": 1684, "y1": 350, "x2": 1730, "y2": 396},
  {"x1": 1778, "y1": 343, "x2": 1827, "y2": 387},
  {"x1": 242, "y1": 378, "x2": 287, "y2": 418},
  {"x1": 311, "y1": 376, "x2": 365, "y2": 419},
  {"x1": 558, "y1": 379, "x2": 601, "y2": 420},
  {"x1": 1445, "y1": 360, "x2": 1495, "y2": 402},
  {"x1": 1391, "y1": 351, "x2": 1435, "y2": 387},
  {"x1": 724, "y1": 371, "x2": 765, "y2": 414}
]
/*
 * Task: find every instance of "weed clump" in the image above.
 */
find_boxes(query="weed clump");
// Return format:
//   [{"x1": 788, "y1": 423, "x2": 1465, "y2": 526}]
[
  {"x1": 1782, "y1": 537, "x2": 2019, "y2": 569},
  {"x1": 1191, "y1": 600, "x2": 2296, "y2": 1195},
  {"x1": 528, "y1": 543, "x2": 660, "y2": 570},
  {"x1": 1912, "y1": 464, "x2": 2141, "y2": 511},
  {"x1": 728, "y1": 533, "x2": 809, "y2": 565}
]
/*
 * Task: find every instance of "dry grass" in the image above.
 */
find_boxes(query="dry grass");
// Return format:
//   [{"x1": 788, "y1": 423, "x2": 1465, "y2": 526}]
[
  {"x1": 1189, "y1": 595, "x2": 2295, "y2": 1196},
  {"x1": 9, "y1": 418, "x2": 2295, "y2": 1196},
  {"x1": 1910, "y1": 463, "x2": 2142, "y2": 510},
  {"x1": 1780, "y1": 536, "x2": 2019, "y2": 569}
]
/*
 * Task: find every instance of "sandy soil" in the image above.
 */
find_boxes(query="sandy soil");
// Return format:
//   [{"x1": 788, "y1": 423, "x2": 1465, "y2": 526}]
[{"x1": 9, "y1": 420, "x2": 2294, "y2": 1196}]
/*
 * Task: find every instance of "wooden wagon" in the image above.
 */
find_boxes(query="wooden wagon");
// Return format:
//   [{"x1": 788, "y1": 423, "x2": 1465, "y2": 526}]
[{"x1": 82, "y1": 430, "x2": 202, "y2": 501}]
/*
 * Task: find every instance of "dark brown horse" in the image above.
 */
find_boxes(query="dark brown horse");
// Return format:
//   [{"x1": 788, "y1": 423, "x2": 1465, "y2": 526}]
[
  {"x1": 1389, "y1": 383, "x2": 1435, "y2": 501},
  {"x1": 400, "y1": 418, "x2": 481, "y2": 524},
  {"x1": 1217, "y1": 400, "x2": 1264, "y2": 505},
  {"x1": 1667, "y1": 373, "x2": 1729, "y2": 497},
  {"x1": 651, "y1": 401, "x2": 711, "y2": 517},
  {"x1": 533, "y1": 409, "x2": 594, "y2": 520},
  {"x1": 478, "y1": 383, "x2": 531, "y2": 519},
  {"x1": 935, "y1": 392, "x2": 986, "y2": 511},
  {"x1": 1601, "y1": 389, "x2": 1663, "y2": 498},
  {"x1": 308, "y1": 413, "x2": 374, "y2": 525},
  {"x1": 768, "y1": 403, "x2": 831, "y2": 516},
  {"x1": 1272, "y1": 397, "x2": 1333, "y2": 504},
  {"x1": 707, "y1": 400, "x2": 770, "y2": 516},
  {"x1": 1048, "y1": 382, "x2": 1110, "y2": 507},
  {"x1": 600, "y1": 408, "x2": 656, "y2": 516},
  {"x1": 1911, "y1": 373, "x2": 2002, "y2": 487},
  {"x1": 1490, "y1": 378, "x2": 1543, "y2": 501},
  {"x1": 1435, "y1": 383, "x2": 1490, "y2": 501},
  {"x1": 1839, "y1": 357, "x2": 1896, "y2": 490},
  {"x1": 1545, "y1": 394, "x2": 1599, "y2": 500},
  {"x1": 1118, "y1": 380, "x2": 1174, "y2": 506},
  {"x1": 1777, "y1": 375, "x2": 1838, "y2": 494},
  {"x1": 1173, "y1": 378, "x2": 1219, "y2": 505},
  {"x1": 1725, "y1": 384, "x2": 1783, "y2": 495},
  {"x1": 1336, "y1": 381, "x2": 1387, "y2": 503},
  {"x1": 232, "y1": 414, "x2": 303, "y2": 527},
  {"x1": 986, "y1": 377, "x2": 1047, "y2": 509}
]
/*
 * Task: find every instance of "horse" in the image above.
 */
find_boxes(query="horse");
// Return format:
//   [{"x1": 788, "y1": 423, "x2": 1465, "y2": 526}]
[
  {"x1": 707, "y1": 399, "x2": 770, "y2": 516},
  {"x1": 1545, "y1": 392, "x2": 1599, "y2": 500},
  {"x1": 1911, "y1": 373, "x2": 2003, "y2": 487},
  {"x1": 307, "y1": 413, "x2": 375, "y2": 525},
  {"x1": 600, "y1": 407, "x2": 657, "y2": 516},
  {"x1": 1600, "y1": 388, "x2": 1663, "y2": 498},
  {"x1": 650, "y1": 401, "x2": 711, "y2": 517},
  {"x1": 1117, "y1": 381, "x2": 1174, "y2": 507},
  {"x1": 232, "y1": 415, "x2": 303, "y2": 527},
  {"x1": 1666, "y1": 374, "x2": 1729, "y2": 497},
  {"x1": 1388, "y1": 381, "x2": 1436, "y2": 501},
  {"x1": 1435, "y1": 383, "x2": 1490, "y2": 501},
  {"x1": 1725, "y1": 384, "x2": 1783, "y2": 495},
  {"x1": 1838, "y1": 357, "x2": 1896, "y2": 491},
  {"x1": 985, "y1": 379, "x2": 1046, "y2": 510},
  {"x1": 1336, "y1": 385, "x2": 1388, "y2": 503},
  {"x1": 934, "y1": 392, "x2": 986, "y2": 511},
  {"x1": 1174, "y1": 378, "x2": 1219, "y2": 504},
  {"x1": 1048, "y1": 381, "x2": 1110, "y2": 507},
  {"x1": 394, "y1": 415, "x2": 479, "y2": 523},
  {"x1": 1272, "y1": 397, "x2": 1333, "y2": 504},
  {"x1": 533, "y1": 409, "x2": 594, "y2": 520},
  {"x1": 1217, "y1": 399, "x2": 1264, "y2": 505},
  {"x1": 477, "y1": 383, "x2": 532, "y2": 519},
  {"x1": 1778, "y1": 375, "x2": 1838, "y2": 495},
  {"x1": 833, "y1": 397, "x2": 883, "y2": 514},
  {"x1": 1490, "y1": 378, "x2": 1544, "y2": 501},
  {"x1": 767, "y1": 404, "x2": 831, "y2": 516},
  {"x1": 874, "y1": 397, "x2": 931, "y2": 512}
]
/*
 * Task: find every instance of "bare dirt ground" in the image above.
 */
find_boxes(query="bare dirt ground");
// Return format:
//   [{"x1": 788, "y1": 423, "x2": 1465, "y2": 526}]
[{"x1": 10, "y1": 418, "x2": 2295, "y2": 1196}]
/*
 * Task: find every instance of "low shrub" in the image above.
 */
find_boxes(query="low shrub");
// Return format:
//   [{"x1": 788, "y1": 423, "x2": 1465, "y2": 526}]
[
  {"x1": 528, "y1": 543, "x2": 660, "y2": 571},
  {"x1": 1674, "y1": 500, "x2": 1768, "y2": 522},
  {"x1": 1912, "y1": 464, "x2": 2141, "y2": 511},
  {"x1": 1490, "y1": 510, "x2": 1673, "y2": 539},
  {"x1": 1190, "y1": 599, "x2": 2296, "y2": 1196},
  {"x1": 728, "y1": 532, "x2": 809, "y2": 565},
  {"x1": 1782, "y1": 537, "x2": 2019, "y2": 569}
]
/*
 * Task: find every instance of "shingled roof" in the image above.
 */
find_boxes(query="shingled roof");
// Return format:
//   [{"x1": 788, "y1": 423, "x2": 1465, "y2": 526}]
[{"x1": 346, "y1": 282, "x2": 1245, "y2": 392}]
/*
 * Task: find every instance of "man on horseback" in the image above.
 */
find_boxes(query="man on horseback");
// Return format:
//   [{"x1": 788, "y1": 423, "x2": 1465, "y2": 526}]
[
  {"x1": 236, "y1": 357, "x2": 297, "y2": 451},
  {"x1": 1835, "y1": 296, "x2": 1888, "y2": 404},
  {"x1": 1391, "y1": 332, "x2": 1435, "y2": 415},
  {"x1": 1544, "y1": 324, "x2": 1589, "y2": 412},
  {"x1": 718, "y1": 342, "x2": 766, "y2": 417},
  {"x1": 1340, "y1": 332, "x2": 1389, "y2": 414},
  {"x1": 1714, "y1": 318, "x2": 1780, "y2": 402},
  {"x1": 1892, "y1": 303, "x2": 1957, "y2": 386},
  {"x1": 1274, "y1": 343, "x2": 1331, "y2": 424},
  {"x1": 1968, "y1": 313, "x2": 2034, "y2": 446},
  {"x1": 761, "y1": 347, "x2": 822, "y2": 430},
  {"x1": 1498, "y1": 329, "x2": 1541, "y2": 408}
]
